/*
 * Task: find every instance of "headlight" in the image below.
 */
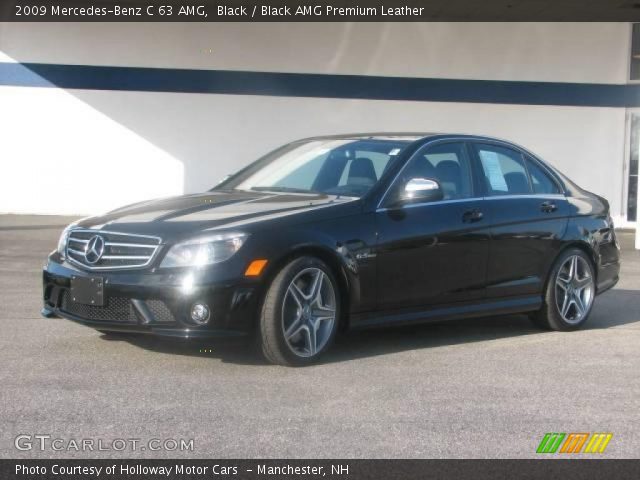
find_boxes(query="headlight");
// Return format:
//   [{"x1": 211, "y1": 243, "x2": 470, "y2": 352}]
[
  {"x1": 160, "y1": 233, "x2": 247, "y2": 268},
  {"x1": 56, "y1": 225, "x2": 74, "y2": 257}
]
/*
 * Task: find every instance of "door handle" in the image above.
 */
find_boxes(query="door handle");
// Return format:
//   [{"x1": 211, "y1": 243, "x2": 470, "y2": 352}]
[
  {"x1": 462, "y1": 209, "x2": 484, "y2": 223},
  {"x1": 540, "y1": 201, "x2": 557, "y2": 213}
]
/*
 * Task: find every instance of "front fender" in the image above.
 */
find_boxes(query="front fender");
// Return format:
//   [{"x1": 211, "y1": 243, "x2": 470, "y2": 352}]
[{"x1": 246, "y1": 215, "x2": 377, "y2": 315}]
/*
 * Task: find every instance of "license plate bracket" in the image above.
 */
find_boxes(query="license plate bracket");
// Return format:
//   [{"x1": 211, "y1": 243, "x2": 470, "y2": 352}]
[{"x1": 70, "y1": 275, "x2": 104, "y2": 306}]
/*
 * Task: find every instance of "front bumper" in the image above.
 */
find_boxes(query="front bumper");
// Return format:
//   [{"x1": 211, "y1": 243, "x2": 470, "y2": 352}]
[{"x1": 42, "y1": 257, "x2": 261, "y2": 338}]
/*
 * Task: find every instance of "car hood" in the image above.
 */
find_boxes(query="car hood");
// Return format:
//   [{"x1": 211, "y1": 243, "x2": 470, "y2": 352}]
[{"x1": 74, "y1": 190, "x2": 358, "y2": 240}]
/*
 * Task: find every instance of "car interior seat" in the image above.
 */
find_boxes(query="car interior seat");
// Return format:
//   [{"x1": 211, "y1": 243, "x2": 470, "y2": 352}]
[
  {"x1": 436, "y1": 160, "x2": 463, "y2": 199},
  {"x1": 504, "y1": 171, "x2": 530, "y2": 194},
  {"x1": 347, "y1": 157, "x2": 377, "y2": 186}
]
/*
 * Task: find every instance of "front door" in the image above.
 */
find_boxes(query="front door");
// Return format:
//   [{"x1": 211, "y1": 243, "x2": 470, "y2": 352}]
[{"x1": 375, "y1": 141, "x2": 490, "y2": 312}]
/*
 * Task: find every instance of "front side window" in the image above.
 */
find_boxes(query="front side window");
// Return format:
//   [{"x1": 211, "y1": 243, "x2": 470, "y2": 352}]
[
  {"x1": 219, "y1": 139, "x2": 409, "y2": 198},
  {"x1": 476, "y1": 144, "x2": 531, "y2": 196},
  {"x1": 388, "y1": 142, "x2": 474, "y2": 202}
]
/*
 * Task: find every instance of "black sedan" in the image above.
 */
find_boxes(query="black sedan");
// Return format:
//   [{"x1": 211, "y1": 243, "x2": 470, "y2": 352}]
[{"x1": 42, "y1": 133, "x2": 620, "y2": 365}]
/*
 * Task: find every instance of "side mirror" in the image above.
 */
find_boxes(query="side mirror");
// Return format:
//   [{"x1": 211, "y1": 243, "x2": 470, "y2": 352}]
[{"x1": 393, "y1": 178, "x2": 443, "y2": 207}]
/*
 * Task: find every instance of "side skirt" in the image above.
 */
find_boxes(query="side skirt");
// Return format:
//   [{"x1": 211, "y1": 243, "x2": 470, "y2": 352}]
[{"x1": 350, "y1": 295, "x2": 542, "y2": 330}]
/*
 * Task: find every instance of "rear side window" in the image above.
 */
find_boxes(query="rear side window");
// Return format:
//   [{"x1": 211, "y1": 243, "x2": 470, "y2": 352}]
[
  {"x1": 476, "y1": 144, "x2": 531, "y2": 196},
  {"x1": 525, "y1": 156, "x2": 560, "y2": 194}
]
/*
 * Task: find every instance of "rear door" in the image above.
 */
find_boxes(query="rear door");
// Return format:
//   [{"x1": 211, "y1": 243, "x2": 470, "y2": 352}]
[{"x1": 470, "y1": 142, "x2": 569, "y2": 299}]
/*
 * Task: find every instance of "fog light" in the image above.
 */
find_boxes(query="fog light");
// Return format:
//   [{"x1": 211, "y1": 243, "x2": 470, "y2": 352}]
[{"x1": 190, "y1": 302, "x2": 210, "y2": 325}]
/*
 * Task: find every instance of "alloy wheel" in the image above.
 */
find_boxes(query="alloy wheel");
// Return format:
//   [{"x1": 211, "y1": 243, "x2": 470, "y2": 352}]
[
  {"x1": 555, "y1": 255, "x2": 594, "y2": 325},
  {"x1": 281, "y1": 267, "x2": 336, "y2": 358}
]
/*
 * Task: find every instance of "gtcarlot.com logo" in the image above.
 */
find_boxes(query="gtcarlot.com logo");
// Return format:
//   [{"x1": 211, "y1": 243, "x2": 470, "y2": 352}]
[
  {"x1": 14, "y1": 434, "x2": 194, "y2": 452},
  {"x1": 536, "y1": 433, "x2": 613, "y2": 454}
]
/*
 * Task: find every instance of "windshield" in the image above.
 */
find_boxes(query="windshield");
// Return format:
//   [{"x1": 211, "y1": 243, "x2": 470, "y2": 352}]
[{"x1": 217, "y1": 139, "x2": 411, "y2": 198}]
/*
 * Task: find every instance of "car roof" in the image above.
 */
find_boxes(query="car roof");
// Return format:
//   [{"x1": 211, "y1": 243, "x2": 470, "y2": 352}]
[
  {"x1": 297, "y1": 132, "x2": 519, "y2": 145},
  {"x1": 298, "y1": 132, "x2": 437, "y2": 142}
]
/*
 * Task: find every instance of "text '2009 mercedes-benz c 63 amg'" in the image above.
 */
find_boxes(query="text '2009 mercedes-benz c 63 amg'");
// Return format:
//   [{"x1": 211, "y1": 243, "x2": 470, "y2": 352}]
[{"x1": 43, "y1": 133, "x2": 620, "y2": 365}]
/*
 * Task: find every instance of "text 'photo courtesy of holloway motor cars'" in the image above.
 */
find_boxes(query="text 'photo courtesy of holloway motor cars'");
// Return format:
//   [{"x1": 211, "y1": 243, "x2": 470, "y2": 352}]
[{"x1": 42, "y1": 133, "x2": 620, "y2": 366}]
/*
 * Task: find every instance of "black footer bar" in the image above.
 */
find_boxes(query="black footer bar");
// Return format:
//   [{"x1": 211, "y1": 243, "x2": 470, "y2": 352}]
[{"x1": 2, "y1": 459, "x2": 640, "y2": 480}]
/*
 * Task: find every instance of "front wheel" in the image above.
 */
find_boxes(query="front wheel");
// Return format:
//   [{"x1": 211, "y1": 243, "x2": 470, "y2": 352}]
[
  {"x1": 532, "y1": 248, "x2": 596, "y2": 331},
  {"x1": 259, "y1": 256, "x2": 340, "y2": 366}
]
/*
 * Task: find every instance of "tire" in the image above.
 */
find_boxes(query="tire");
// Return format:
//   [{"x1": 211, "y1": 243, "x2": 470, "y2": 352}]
[
  {"x1": 531, "y1": 248, "x2": 596, "y2": 331},
  {"x1": 259, "y1": 256, "x2": 340, "y2": 366}
]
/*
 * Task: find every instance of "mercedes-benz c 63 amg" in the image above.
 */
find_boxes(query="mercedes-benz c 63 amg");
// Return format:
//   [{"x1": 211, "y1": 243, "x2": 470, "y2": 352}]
[{"x1": 43, "y1": 134, "x2": 620, "y2": 365}]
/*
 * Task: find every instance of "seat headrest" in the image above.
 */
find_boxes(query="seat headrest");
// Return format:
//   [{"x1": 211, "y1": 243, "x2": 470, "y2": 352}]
[{"x1": 436, "y1": 160, "x2": 461, "y2": 181}]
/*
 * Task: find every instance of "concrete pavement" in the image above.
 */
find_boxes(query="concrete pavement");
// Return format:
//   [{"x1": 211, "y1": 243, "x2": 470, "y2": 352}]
[{"x1": 1, "y1": 215, "x2": 638, "y2": 458}]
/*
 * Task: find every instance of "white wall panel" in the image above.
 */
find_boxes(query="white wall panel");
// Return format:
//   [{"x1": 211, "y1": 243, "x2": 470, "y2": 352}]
[
  {"x1": 0, "y1": 85, "x2": 626, "y2": 220},
  {"x1": 0, "y1": 86, "x2": 183, "y2": 215}
]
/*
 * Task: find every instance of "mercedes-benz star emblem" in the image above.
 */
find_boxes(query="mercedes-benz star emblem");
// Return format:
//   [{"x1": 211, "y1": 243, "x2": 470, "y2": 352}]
[{"x1": 84, "y1": 235, "x2": 105, "y2": 264}]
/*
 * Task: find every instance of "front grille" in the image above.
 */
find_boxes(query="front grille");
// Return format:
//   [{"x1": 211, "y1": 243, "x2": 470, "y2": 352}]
[
  {"x1": 66, "y1": 229, "x2": 161, "y2": 270},
  {"x1": 146, "y1": 300, "x2": 175, "y2": 323},
  {"x1": 59, "y1": 291, "x2": 176, "y2": 325},
  {"x1": 60, "y1": 291, "x2": 136, "y2": 323}
]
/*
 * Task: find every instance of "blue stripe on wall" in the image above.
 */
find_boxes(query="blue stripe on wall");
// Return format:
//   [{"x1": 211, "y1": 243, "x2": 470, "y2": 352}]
[{"x1": 1, "y1": 62, "x2": 640, "y2": 108}]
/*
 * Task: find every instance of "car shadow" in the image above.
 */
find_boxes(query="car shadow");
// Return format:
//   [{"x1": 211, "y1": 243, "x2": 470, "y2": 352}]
[
  {"x1": 99, "y1": 288, "x2": 639, "y2": 366},
  {"x1": 98, "y1": 331, "x2": 267, "y2": 366}
]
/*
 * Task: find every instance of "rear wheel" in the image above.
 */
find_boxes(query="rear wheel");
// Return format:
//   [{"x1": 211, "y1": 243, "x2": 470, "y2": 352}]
[
  {"x1": 531, "y1": 248, "x2": 596, "y2": 331},
  {"x1": 259, "y1": 256, "x2": 339, "y2": 366}
]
